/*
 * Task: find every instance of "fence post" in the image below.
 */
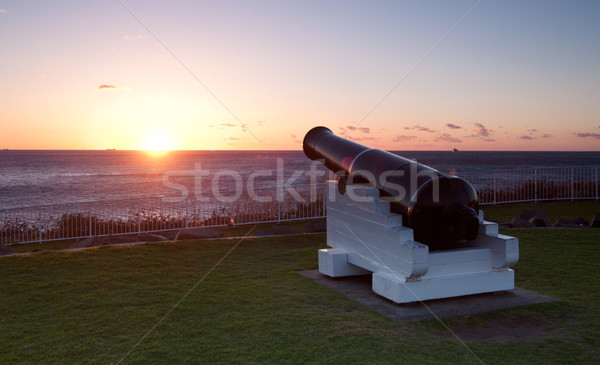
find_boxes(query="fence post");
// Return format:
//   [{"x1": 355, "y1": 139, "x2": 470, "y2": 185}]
[
  {"x1": 138, "y1": 203, "x2": 141, "y2": 233},
  {"x1": 231, "y1": 200, "x2": 235, "y2": 226},
  {"x1": 571, "y1": 167, "x2": 574, "y2": 201},
  {"x1": 277, "y1": 199, "x2": 281, "y2": 222},
  {"x1": 493, "y1": 171, "x2": 497, "y2": 205},
  {"x1": 89, "y1": 211, "x2": 93, "y2": 237},
  {"x1": 185, "y1": 198, "x2": 189, "y2": 228},
  {"x1": 534, "y1": 169, "x2": 537, "y2": 204},
  {"x1": 596, "y1": 167, "x2": 598, "y2": 201},
  {"x1": 38, "y1": 210, "x2": 42, "y2": 244}
]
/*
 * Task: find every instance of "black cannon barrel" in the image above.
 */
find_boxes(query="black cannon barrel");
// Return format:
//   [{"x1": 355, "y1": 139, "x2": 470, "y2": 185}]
[{"x1": 303, "y1": 126, "x2": 479, "y2": 250}]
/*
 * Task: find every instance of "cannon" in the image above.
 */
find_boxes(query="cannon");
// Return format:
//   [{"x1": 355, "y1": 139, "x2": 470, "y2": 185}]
[{"x1": 303, "y1": 126, "x2": 479, "y2": 250}]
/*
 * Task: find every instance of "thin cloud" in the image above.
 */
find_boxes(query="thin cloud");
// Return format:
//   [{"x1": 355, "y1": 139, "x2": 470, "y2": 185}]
[
  {"x1": 123, "y1": 35, "x2": 143, "y2": 40},
  {"x1": 446, "y1": 123, "x2": 462, "y2": 130},
  {"x1": 352, "y1": 136, "x2": 378, "y2": 142},
  {"x1": 412, "y1": 125, "x2": 435, "y2": 133},
  {"x1": 573, "y1": 132, "x2": 600, "y2": 139},
  {"x1": 214, "y1": 123, "x2": 247, "y2": 132},
  {"x1": 339, "y1": 125, "x2": 370, "y2": 136},
  {"x1": 527, "y1": 128, "x2": 538, "y2": 133},
  {"x1": 347, "y1": 126, "x2": 371, "y2": 134},
  {"x1": 99, "y1": 84, "x2": 117, "y2": 89},
  {"x1": 519, "y1": 135, "x2": 536, "y2": 140},
  {"x1": 471, "y1": 123, "x2": 493, "y2": 138},
  {"x1": 392, "y1": 135, "x2": 417, "y2": 142},
  {"x1": 542, "y1": 134, "x2": 553, "y2": 138},
  {"x1": 0, "y1": 9, "x2": 6, "y2": 14},
  {"x1": 435, "y1": 133, "x2": 462, "y2": 143}
]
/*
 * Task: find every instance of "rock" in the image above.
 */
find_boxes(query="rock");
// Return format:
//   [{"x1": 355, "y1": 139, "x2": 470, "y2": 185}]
[
  {"x1": 103, "y1": 235, "x2": 142, "y2": 244},
  {"x1": 0, "y1": 244, "x2": 16, "y2": 256},
  {"x1": 553, "y1": 219, "x2": 582, "y2": 228},
  {"x1": 68, "y1": 235, "x2": 143, "y2": 249},
  {"x1": 519, "y1": 210, "x2": 539, "y2": 221},
  {"x1": 571, "y1": 217, "x2": 590, "y2": 227},
  {"x1": 553, "y1": 219, "x2": 570, "y2": 228},
  {"x1": 92, "y1": 236, "x2": 143, "y2": 246},
  {"x1": 528, "y1": 211, "x2": 551, "y2": 227},
  {"x1": 498, "y1": 222, "x2": 512, "y2": 229},
  {"x1": 511, "y1": 217, "x2": 533, "y2": 228},
  {"x1": 591, "y1": 214, "x2": 600, "y2": 228},
  {"x1": 159, "y1": 231, "x2": 179, "y2": 240},
  {"x1": 304, "y1": 219, "x2": 326, "y2": 233},
  {"x1": 513, "y1": 210, "x2": 551, "y2": 227},
  {"x1": 137, "y1": 233, "x2": 169, "y2": 242},
  {"x1": 68, "y1": 237, "x2": 101, "y2": 249},
  {"x1": 175, "y1": 228, "x2": 224, "y2": 240},
  {"x1": 255, "y1": 225, "x2": 301, "y2": 236}
]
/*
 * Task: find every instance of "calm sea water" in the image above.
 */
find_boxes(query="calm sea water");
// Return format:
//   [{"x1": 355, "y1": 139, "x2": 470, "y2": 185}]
[{"x1": 0, "y1": 150, "x2": 598, "y2": 210}]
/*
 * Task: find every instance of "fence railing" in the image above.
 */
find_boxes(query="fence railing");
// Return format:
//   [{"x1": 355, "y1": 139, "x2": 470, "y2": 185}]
[
  {"x1": 1, "y1": 167, "x2": 599, "y2": 245},
  {"x1": 0, "y1": 184, "x2": 326, "y2": 245},
  {"x1": 462, "y1": 166, "x2": 599, "y2": 205}
]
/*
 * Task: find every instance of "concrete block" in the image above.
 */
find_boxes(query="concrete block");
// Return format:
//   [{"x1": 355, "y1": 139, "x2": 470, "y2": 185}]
[
  {"x1": 471, "y1": 233, "x2": 519, "y2": 269},
  {"x1": 479, "y1": 221, "x2": 499, "y2": 236},
  {"x1": 425, "y1": 248, "x2": 492, "y2": 278},
  {"x1": 372, "y1": 269, "x2": 515, "y2": 303},
  {"x1": 318, "y1": 248, "x2": 370, "y2": 277},
  {"x1": 320, "y1": 182, "x2": 519, "y2": 304}
]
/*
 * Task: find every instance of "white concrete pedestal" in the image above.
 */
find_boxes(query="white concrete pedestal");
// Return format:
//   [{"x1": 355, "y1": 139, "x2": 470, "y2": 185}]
[{"x1": 320, "y1": 181, "x2": 519, "y2": 304}]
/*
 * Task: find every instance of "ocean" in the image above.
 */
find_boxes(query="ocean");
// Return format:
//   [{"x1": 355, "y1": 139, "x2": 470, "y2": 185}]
[{"x1": 0, "y1": 150, "x2": 599, "y2": 210}]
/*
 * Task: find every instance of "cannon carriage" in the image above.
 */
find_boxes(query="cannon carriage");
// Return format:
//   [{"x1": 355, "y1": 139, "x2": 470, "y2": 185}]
[{"x1": 303, "y1": 126, "x2": 519, "y2": 303}]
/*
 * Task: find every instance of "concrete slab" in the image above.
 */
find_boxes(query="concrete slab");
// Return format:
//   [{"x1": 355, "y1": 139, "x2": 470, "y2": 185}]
[{"x1": 298, "y1": 270, "x2": 555, "y2": 322}]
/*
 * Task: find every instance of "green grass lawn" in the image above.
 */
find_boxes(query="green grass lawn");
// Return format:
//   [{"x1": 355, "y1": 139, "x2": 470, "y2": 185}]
[
  {"x1": 481, "y1": 200, "x2": 600, "y2": 223},
  {"x1": 1, "y1": 207, "x2": 599, "y2": 363}
]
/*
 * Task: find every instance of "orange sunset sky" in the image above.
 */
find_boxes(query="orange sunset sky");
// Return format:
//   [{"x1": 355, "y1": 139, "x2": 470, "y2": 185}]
[{"x1": 1, "y1": 1, "x2": 599, "y2": 151}]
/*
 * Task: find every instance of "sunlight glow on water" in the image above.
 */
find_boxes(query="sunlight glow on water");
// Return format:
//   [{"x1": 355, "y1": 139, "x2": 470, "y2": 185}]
[{"x1": 143, "y1": 150, "x2": 171, "y2": 158}]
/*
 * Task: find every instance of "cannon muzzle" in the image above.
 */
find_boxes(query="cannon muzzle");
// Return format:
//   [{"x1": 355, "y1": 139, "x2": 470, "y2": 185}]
[{"x1": 303, "y1": 126, "x2": 479, "y2": 250}]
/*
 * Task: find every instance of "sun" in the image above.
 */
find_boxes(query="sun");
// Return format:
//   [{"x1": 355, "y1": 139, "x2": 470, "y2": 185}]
[{"x1": 139, "y1": 131, "x2": 175, "y2": 156}]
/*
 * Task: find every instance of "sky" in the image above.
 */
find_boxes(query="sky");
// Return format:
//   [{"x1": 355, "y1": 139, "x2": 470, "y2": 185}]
[{"x1": 1, "y1": 0, "x2": 599, "y2": 151}]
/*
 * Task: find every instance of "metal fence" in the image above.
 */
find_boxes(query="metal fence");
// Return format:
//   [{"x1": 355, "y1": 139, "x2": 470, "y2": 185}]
[
  {"x1": 462, "y1": 166, "x2": 599, "y2": 205},
  {"x1": 0, "y1": 184, "x2": 326, "y2": 245},
  {"x1": 1, "y1": 167, "x2": 599, "y2": 245}
]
